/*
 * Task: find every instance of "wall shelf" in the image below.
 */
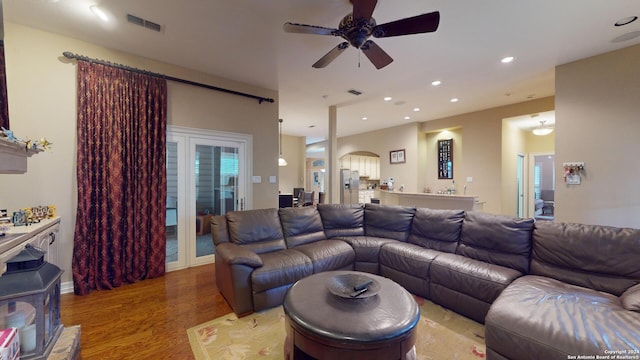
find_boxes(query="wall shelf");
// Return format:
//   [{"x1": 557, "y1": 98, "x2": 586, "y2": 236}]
[{"x1": 0, "y1": 137, "x2": 42, "y2": 174}]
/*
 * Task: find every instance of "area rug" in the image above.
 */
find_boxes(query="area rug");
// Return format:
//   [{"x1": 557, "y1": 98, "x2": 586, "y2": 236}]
[{"x1": 188, "y1": 296, "x2": 485, "y2": 360}]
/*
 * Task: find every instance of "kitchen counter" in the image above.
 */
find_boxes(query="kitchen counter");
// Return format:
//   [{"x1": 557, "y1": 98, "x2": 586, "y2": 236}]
[{"x1": 378, "y1": 190, "x2": 481, "y2": 211}]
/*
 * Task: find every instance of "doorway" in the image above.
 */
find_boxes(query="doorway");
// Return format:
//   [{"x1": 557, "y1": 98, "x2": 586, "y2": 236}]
[
  {"x1": 166, "y1": 126, "x2": 251, "y2": 271},
  {"x1": 532, "y1": 154, "x2": 555, "y2": 220}
]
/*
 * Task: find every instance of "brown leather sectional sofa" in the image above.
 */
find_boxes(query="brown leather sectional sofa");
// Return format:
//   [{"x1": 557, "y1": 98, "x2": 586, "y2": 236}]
[{"x1": 211, "y1": 203, "x2": 640, "y2": 359}]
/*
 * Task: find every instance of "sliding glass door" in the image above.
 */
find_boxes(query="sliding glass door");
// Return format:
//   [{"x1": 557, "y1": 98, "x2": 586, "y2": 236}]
[{"x1": 166, "y1": 127, "x2": 250, "y2": 271}]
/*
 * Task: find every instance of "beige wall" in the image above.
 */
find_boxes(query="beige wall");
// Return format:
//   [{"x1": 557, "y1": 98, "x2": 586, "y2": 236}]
[
  {"x1": 500, "y1": 121, "x2": 528, "y2": 217},
  {"x1": 278, "y1": 134, "x2": 306, "y2": 194},
  {"x1": 424, "y1": 128, "x2": 463, "y2": 194},
  {"x1": 555, "y1": 44, "x2": 640, "y2": 227},
  {"x1": 0, "y1": 22, "x2": 278, "y2": 284},
  {"x1": 336, "y1": 99, "x2": 555, "y2": 213},
  {"x1": 337, "y1": 122, "x2": 420, "y2": 203},
  {"x1": 421, "y1": 97, "x2": 555, "y2": 214}
]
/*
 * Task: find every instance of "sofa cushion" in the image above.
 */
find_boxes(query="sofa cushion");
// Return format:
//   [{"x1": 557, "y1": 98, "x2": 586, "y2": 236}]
[
  {"x1": 409, "y1": 208, "x2": 465, "y2": 253},
  {"x1": 364, "y1": 204, "x2": 416, "y2": 241},
  {"x1": 485, "y1": 275, "x2": 640, "y2": 360},
  {"x1": 430, "y1": 252, "x2": 523, "y2": 305},
  {"x1": 317, "y1": 204, "x2": 365, "y2": 238},
  {"x1": 292, "y1": 239, "x2": 355, "y2": 273},
  {"x1": 226, "y1": 208, "x2": 286, "y2": 254},
  {"x1": 621, "y1": 283, "x2": 640, "y2": 311},
  {"x1": 279, "y1": 207, "x2": 326, "y2": 248},
  {"x1": 531, "y1": 220, "x2": 640, "y2": 296},
  {"x1": 457, "y1": 211, "x2": 533, "y2": 274},
  {"x1": 379, "y1": 242, "x2": 440, "y2": 299},
  {"x1": 339, "y1": 236, "x2": 397, "y2": 263},
  {"x1": 251, "y1": 249, "x2": 313, "y2": 293}
]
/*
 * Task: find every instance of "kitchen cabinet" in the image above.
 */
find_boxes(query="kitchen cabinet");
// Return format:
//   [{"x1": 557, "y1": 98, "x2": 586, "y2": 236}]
[{"x1": 339, "y1": 155, "x2": 380, "y2": 180}]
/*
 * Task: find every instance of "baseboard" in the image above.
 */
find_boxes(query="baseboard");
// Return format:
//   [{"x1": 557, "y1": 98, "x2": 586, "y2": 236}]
[{"x1": 61, "y1": 281, "x2": 74, "y2": 294}]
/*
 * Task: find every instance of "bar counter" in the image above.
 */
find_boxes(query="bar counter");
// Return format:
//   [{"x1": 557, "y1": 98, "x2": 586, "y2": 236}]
[{"x1": 378, "y1": 190, "x2": 481, "y2": 211}]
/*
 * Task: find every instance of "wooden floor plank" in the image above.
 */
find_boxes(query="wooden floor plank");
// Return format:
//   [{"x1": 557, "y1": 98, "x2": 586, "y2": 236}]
[{"x1": 60, "y1": 263, "x2": 232, "y2": 359}]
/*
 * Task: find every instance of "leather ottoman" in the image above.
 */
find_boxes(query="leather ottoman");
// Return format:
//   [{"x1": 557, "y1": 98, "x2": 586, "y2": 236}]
[{"x1": 283, "y1": 270, "x2": 420, "y2": 360}]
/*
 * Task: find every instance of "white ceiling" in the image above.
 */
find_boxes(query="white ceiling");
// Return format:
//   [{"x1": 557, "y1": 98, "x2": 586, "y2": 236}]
[{"x1": 4, "y1": 1, "x2": 640, "y2": 143}]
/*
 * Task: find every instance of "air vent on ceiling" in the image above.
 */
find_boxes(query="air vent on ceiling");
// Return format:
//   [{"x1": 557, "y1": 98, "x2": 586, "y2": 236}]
[
  {"x1": 127, "y1": 14, "x2": 162, "y2": 32},
  {"x1": 347, "y1": 89, "x2": 363, "y2": 96}
]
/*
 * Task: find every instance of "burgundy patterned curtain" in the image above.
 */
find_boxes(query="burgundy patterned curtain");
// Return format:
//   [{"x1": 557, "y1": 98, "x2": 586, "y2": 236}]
[
  {"x1": 72, "y1": 61, "x2": 167, "y2": 295},
  {"x1": 0, "y1": 42, "x2": 9, "y2": 130}
]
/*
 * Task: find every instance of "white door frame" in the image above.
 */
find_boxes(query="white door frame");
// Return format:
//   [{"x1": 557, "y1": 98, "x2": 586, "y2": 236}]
[{"x1": 167, "y1": 125, "x2": 253, "y2": 271}]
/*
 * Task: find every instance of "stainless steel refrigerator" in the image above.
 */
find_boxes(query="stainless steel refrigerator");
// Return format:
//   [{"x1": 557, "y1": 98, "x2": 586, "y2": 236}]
[{"x1": 340, "y1": 169, "x2": 360, "y2": 205}]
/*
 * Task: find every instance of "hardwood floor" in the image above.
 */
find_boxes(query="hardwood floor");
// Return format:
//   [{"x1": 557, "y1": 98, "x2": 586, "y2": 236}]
[{"x1": 60, "y1": 264, "x2": 232, "y2": 359}]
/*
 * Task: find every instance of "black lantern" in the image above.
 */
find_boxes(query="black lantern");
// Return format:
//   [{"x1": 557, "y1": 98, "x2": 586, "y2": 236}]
[{"x1": 0, "y1": 244, "x2": 63, "y2": 359}]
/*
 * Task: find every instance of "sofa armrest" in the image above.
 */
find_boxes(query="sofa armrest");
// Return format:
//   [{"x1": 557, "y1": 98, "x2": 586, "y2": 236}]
[
  {"x1": 621, "y1": 283, "x2": 640, "y2": 311},
  {"x1": 216, "y1": 242, "x2": 263, "y2": 267},
  {"x1": 215, "y1": 243, "x2": 264, "y2": 316}
]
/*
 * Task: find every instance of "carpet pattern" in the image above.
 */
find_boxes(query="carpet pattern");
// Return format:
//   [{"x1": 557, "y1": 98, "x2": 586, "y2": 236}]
[{"x1": 187, "y1": 296, "x2": 486, "y2": 360}]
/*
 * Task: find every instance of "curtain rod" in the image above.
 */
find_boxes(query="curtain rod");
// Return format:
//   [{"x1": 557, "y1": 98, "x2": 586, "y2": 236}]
[{"x1": 62, "y1": 51, "x2": 275, "y2": 104}]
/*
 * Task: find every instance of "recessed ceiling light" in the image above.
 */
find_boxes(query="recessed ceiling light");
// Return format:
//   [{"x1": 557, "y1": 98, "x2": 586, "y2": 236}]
[
  {"x1": 383, "y1": 96, "x2": 392, "y2": 101},
  {"x1": 404, "y1": 116, "x2": 411, "y2": 120},
  {"x1": 450, "y1": 98, "x2": 459, "y2": 103},
  {"x1": 431, "y1": 80, "x2": 441, "y2": 86},
  {"x1": 362, "y1": 117, "x2": 368, "y2": 121},
  {"x1": 615, "y1": 16, "x2": 638, "y2": 26},
  {"x1": 90, "y1": 5, "x2": 109, "y2": 22},
  {"x1": 501, "y1": 56, "x2": 515, "y2": 63},
  {"x1": 413, "y1": 107, "x2": 420, "y2": 112}
]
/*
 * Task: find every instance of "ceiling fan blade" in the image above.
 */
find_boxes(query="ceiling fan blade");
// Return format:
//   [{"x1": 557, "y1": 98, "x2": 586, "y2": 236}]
[
  {"x1": 313, "y1": 42, "x2": 350, "y2": 68},
  {"x1": 283, "y1": 22, "x2": 337, "y2": 36},
  {"x1": 373, "y1": 11, "x2": 440, "y2": 38},
  {"x1": 351, "y1": 0, "x2": 377, "y2": 20},
  {"x1": 361, "y1": 40, "x2": 393, "y2": 69}
]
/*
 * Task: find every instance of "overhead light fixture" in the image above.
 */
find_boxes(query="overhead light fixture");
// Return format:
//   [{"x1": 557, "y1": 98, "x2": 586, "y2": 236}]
[
  {"x1": 501, "y1": 56, "x2": 515, "y2": 63},
  {"x1": 431, "y1": 80, "x2": 441, "y2": 86},
  {"x1": 450, "y1": 98, "x2": 459, "y2": 103},
  {"x1": 384, "y1": 96, "x2": 392, "y2": 101},
  {"x1": 90, "y1": 5, "x2": 109, "y2": 22},
  {"x1": 278, "y1": 119, "x2": 288, "y2": 166},
  {"x1": 532, "y1": 120, "x2": 554, "y2": 136}
]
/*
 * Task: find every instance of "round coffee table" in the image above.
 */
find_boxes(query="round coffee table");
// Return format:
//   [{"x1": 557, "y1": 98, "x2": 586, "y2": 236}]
[{"x1": 283, "y1": 270, "x2": 420, "y2": 360}]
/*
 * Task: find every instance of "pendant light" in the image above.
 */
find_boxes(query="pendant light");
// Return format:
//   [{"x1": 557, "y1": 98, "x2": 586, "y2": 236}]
[
  {"x1": 532, "y1": 120, "x2": 553, "y2": 136},
  {"x1": 278, "y1": 118, "x2": 288, "y2": 166}
]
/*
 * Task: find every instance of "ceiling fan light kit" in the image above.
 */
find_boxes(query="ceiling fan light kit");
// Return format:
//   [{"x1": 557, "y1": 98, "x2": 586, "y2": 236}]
[{"x1": 284, "y1": 0, "x2": 440, "y2": 69}]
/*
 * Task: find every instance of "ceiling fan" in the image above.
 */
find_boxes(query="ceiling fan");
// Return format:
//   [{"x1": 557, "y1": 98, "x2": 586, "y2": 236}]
[{"x1": 283, "y1": 0, "x2": 440, "y2": 69}]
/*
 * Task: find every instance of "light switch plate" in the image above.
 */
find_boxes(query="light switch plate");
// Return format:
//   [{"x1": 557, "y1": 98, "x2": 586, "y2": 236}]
[
  {"x1": 269, "y1": 176, "x2": 277, "y2": 184},
  {"x1": 466, "y1": 176, "x2": 473, "y2": 183},
  {"x1": 252, "y1": 176, "x2": 262, "y2": 183}
]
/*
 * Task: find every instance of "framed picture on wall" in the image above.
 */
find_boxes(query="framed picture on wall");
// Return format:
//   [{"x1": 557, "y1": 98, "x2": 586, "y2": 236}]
[
  {"x1": 438, "y1": 139, "x2": 453, "y2": 179},
  {"x1": 390, "y1": 149, "x2": 406, "y2": 164}
]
